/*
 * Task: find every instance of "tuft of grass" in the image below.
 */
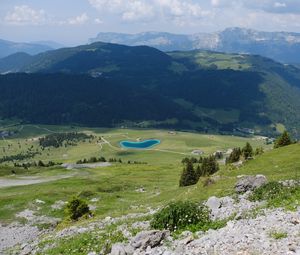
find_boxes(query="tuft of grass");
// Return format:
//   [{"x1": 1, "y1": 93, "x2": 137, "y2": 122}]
[
  {"x1": 37, "y1": 223, "x2": 127, "y2": 255},
  {"x1": 269, "y1": 231, "x2": 288, "y2": 240},
  {"x1": 249, "y1": 182, "x2": 300, "y2": 210},
  {"x1": 249, "y1": 182, "x2": 285, "y2": 201}
]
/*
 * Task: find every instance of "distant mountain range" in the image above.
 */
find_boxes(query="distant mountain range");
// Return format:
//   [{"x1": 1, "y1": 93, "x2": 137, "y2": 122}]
[
  {"x1": 0, "y1": 39, "x2": 63, "y2": 58},
  {"x1": 1, "y1": 41, "x2": 300, "y2": 137},
  {"x1": 90, "y1": 28, "x2": 300, "y2": 64}
]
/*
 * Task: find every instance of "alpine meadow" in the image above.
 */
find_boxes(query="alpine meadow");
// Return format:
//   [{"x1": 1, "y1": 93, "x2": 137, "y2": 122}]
[{"x1": 1, "y1": 1, "x2": 300, "y2": 255}]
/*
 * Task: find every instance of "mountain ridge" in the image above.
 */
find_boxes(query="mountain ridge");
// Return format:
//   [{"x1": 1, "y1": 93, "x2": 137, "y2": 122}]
[
  {"x1": 0, "y1": 42, "x2": 300, "y2": 136},
  {"x1": 90, "y1": 27, "x2": 300, "y2": 64},
  {"x1": 0, "y1": 39, "x2": 55, "y2": 58}
]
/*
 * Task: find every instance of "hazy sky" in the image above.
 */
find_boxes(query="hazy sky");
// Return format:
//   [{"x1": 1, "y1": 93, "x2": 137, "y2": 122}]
[{"x1": 1, "y1": 0, "x2": 300, "y2": 45}]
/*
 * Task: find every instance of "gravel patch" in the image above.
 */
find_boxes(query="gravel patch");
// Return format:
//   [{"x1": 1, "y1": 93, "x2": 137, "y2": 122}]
[{"x1": 0, "y1": 223, "x2": 40, "y2": 252}]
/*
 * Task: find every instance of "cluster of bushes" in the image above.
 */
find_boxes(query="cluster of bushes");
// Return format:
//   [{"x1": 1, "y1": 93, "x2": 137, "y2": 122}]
[
  {"x1": 39, "y1": 132, "x2": 93, "y2": 148},
  {"x1": 249, "y1": 181, "x2": 300, "y2": 210},
  {"x1": 76, "y1": 157, "x2": 147, "y2": 165},
  {"x1": 0, "y1": 151, "x2": 41, "y2": 164},
  {"x1": 179, "y1": 155, "x2": 219, "y2": 187},
  {"x1": 151, "y1": 201, "x2": 210, "y2": 232},
  {"x1": 65, "y1": 196, "x2": 92, "y2": 221},
  {"x1": 14, "y1": 160, "x2": 61, "y2": 169},
  {"x1": 274, "y1": 131, "x2": 293, "y2": 148},
  {"x1": 76, "y1": 156, "x2": 108, "y2": 164},
  {"x1": 182, "y1": 157, "x2": 203, "y2": 164},
  {"x1": 151, "y1": 201, "x2": 226, "y2": 233},
  {"x1": 127, "y1": 160, "x2": 147, "y2": 165},
  {"x1": 226, "y1": 142, "x2": 264, "y2": 164}
]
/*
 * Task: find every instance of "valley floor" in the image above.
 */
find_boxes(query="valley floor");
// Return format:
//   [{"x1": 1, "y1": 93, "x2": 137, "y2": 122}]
[{"x1": 0, "y1": 125, "x2": 299, "y2": 254}]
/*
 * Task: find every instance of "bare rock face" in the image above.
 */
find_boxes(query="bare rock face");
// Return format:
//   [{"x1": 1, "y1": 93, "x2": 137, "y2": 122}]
[
  {"x1": 110, "y1": 230, "x2": 169, "y2": 255},
  {"x1": 130, "y1": 230, "x2": 170, "y2": 250},
  {"x1": 110, "y1": 243, "x2": 128, "y2": 255},
  {"x1": 235, "y1": 175, "x2": 267, "y2": 193}
]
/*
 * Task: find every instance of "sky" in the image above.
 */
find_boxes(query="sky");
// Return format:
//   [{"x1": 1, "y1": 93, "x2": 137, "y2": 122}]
[{"x1": 1, "y1": 0, "x2": 300, "y2": 46}]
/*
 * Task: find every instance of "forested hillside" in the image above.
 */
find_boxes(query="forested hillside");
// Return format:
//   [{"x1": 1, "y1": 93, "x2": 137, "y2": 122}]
[{"x1": 1, "y1": 42, "x2": 300, "y2": 136}]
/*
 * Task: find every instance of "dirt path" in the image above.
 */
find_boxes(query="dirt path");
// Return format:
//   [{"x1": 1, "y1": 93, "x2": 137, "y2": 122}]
[
  {"x1": 27, "y1": 125, "x2": 57, "y2": 133},
  {"x1": 100, "y1": 137, "x2": 121, "y2": 151},
  {"x1": 0, "y1": 173, "x2": 76, "y2": 188},
  {"x1": 152, "y1": 148, "x2": 191, "y2": 155}
]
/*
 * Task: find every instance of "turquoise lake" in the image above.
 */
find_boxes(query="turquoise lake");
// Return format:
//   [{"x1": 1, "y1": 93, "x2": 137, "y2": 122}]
[{"x1": 120, "y1": 139, "x2": 160, "y2": 149}]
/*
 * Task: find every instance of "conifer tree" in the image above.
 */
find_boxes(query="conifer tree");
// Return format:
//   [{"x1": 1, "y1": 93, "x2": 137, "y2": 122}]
[
  {"x1": 242, "y1": 142, "x2": 253, "y2": 159},
  {"x1": 196, "y1": 164, "x2": 203, "y2": 178},
  {"x1": 202, "y1": 155, "x2": 219, "y2": 175},
  {"x1": 226, "y1": 148, "x2": 241, "y2": 164},
  {"x1": 179, "y1": 161, "x2": 198, "y2": 187},
  {"x1": 274, "y1": 131, "x2": 292, "y2": 148},
  {"x1": 254, "y1": 147, "x2": 264, "y2": 156}
]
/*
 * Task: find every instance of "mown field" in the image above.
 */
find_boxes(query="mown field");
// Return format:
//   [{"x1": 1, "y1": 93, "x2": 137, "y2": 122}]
[{"x1": 1, "y1": 125, "x2": 300, "y2": 255}]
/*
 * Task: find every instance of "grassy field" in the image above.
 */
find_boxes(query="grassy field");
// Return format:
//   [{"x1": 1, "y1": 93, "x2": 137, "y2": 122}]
[
  {"x1": 0, "y1": 125, "x2": 272, "y2": 223},
  {"x1": 0, "y1": 124, "x2": 270, "y2": 166},
  {"x1": 170, "y1": 51, "x2": 252, "y2": 70},
  {"x1": 2, "y1": 125, "x2": 300, "y2": 255}
]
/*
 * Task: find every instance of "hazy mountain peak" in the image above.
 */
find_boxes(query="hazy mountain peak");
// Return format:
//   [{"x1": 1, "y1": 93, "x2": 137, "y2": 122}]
[{"x1": 90, "y1": 28, "x2": 300, "y2": 64}]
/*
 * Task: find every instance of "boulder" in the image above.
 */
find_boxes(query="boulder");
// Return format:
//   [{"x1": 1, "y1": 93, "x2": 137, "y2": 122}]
[
  {"x1": 206, "y1": 196, "x2": 221, "y2": 212},
  {"x1": 110, "y1": 243, "x2": 127, "y2": 255},
  {"x1": 130, "y1": 230, "x2": 170, "y2": 250},
  {"x1": 235, "y1": 175, "x2": 267, "y2": 193}
]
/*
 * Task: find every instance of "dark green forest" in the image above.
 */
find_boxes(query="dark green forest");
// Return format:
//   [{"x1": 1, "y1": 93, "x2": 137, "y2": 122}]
[{"x1": 1, "y1": 42, "x2": 300, "y2": 136}]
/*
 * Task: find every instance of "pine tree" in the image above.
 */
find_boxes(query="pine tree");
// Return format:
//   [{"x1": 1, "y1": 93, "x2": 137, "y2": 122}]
[
  {"x1": 179, "y1": 161, "x2": 198, "y2": 187},
  {"x1": 242, "y1": 142, "x2": 253, "y2": 160},
  {"x1": 196, "y1": 164, "x2": 203, "y2": 178},
  {"x1": 274, "y1": 131, "x2": 292, "y2": 148},
  {"x1": 226, "y1": 148, "x2": 241, "y2": 164},
  {"x1": 202, "y1": 155, "x2": 219, "y2": 176},
  {"x1": 254, "y1": 147, "x2": 264, "y2": 156}
]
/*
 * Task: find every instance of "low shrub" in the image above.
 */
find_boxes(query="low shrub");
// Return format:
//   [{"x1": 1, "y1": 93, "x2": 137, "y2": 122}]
[
  {"x1": 78, "y1": 190, "x2": 95, "y2": 198},
  {"x1": 250, "y1": 181, "x2": 300, "y2": 210},
  {"x1": 249, "y1": 182, "x2": 285, "y2": 201},
  {"x1": 150, "y1": 201, "x2": 210, "y2": 232},
  {"x1": 65, "y1": 196, "x2": 91, "y2": 221}
]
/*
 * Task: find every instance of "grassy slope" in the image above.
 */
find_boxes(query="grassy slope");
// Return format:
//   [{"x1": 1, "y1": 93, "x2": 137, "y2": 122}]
[
  {"x1": 1, "y1": 142, "x2": 299, "y2": 222},
  {"x1": 1, "y1": 128, "x2": 300, "y2": 255},
  {"x1": 0, "y1": 125, "x2": 271, "y2": 223},
  {"x1": 0, "y1": 125, "x2": 268, "y2": 166}
]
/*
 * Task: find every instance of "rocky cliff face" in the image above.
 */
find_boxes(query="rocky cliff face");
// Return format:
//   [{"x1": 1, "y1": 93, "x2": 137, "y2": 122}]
[
  {"x1": 8, "y1": 176, "x2": 300, "y2": 255},
  {"x1": 90, "y1": 28, "x2": 300, "y2": 64}
]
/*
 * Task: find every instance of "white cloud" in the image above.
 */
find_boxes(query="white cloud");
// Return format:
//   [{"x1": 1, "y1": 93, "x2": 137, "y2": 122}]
[
  {"x1": 94, "y1": 18, "x2": 103, "y2": 24},
  {"x1": 89, "y1": 0, "x2": 210, "y2": 23},
  {"x1": 88, "y1": 0, "x2": 124, "y2": 12},
  {"x1": 211, "y1": 0, "x2": 220, "y2": 7},
  {"x1": 274, "y1": 2, "x2": 286, "y2": 8},
  {"x1": 122, "y1": 1, "x2": 154, "y2": 21},
  {"x1": 68, "y1": 13, "x2": 89, "y2": 25},
  {"x1": 157, "y1": 0, "x2": 207, "y2": 17},
  {"x1": 5, "y1": 5, "x2": 46, "y2": 25}
]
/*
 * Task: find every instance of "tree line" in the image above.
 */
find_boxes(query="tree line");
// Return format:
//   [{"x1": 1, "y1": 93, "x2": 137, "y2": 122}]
[
  {"x1": 180, "y1": 155, "x2": 219, "y2": 187},
  {"x1": 0, "y1": 151, "x2": 41, "y2": 164},
  {"x1": 39, "y1": 132, "x2": 93, "y2": 148},
  {"x1": 14, "y1": 160, "x2": 61, "y2": 169}
]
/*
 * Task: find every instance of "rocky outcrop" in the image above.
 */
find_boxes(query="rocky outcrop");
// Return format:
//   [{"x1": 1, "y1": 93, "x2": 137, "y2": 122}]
[
  {"x1": 235, "y1": 175, "x2": 267, "y2": 193},
  {"x1": 205, "y1": 195, "x2": 264, "y2": 220},
  {"x1": 136, "y1": 207, "x2": 300, "y2": 255},
  {"x1": 110, "y1": 230, "x2": 170, "y2": 255},
  {"x1": 130, "y1": 230, "x2": 170, "y2": 250}
]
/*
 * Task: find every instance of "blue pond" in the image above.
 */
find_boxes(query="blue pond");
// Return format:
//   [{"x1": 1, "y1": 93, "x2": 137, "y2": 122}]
[{"x1": 120, "y1": 139, "x2": 160, "y2": 149}]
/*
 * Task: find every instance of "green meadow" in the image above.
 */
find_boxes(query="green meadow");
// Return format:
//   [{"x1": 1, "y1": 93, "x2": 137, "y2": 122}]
[{"x1": 0, "y1": 124, "x2": 279, "y2": 224}]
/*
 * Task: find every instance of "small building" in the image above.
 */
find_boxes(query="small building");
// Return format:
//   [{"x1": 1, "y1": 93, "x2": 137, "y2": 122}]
[{"x1": 192, "y1": 149, "x2": 204, "y2": 155}]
